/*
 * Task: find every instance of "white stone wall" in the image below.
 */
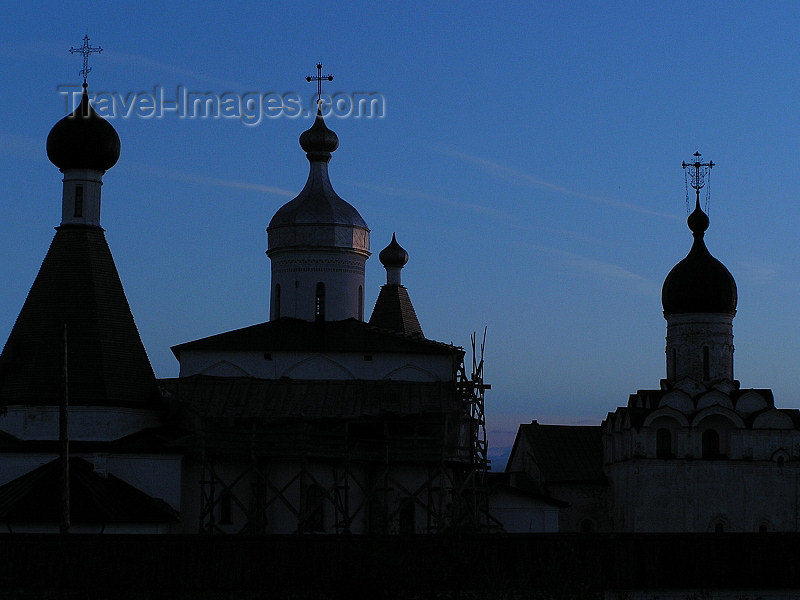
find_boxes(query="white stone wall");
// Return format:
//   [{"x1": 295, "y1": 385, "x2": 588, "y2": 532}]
[
  {"x1": 268, "y1": 224, "x2": 370, "y2": 321},
  {"x1": 60, "y1": 168, "x2": 104, "y2": 226},
  {"x1": 269, "y1": 249, "x2": 368, "y2": 322},
  {"x1": 607, "y1": 419, "x2": 800, "y2": 463},
  {"x1": 0, "y1": 406, "x2": 163, "y2": 441},
  {"x1": 665, "y1": 312, "x2": 734, "y2": 382},
  {"x1": 178, "y1": 349, "x2": 456, "y2": 382},
  {"x1": 489, "y1": 491, "x2": 559, "y2": 532},
  {"x1": 607, "y1": 459, "x2": 800, "y2": 532},
  {"x1": 604, "y1": 390, "x2": 800, "y2": 533}
]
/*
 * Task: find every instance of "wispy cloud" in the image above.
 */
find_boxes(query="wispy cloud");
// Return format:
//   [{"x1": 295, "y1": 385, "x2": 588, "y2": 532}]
[
  {"x1": 348, "y1": 181, "x2": 503, "y2": 218},
  {"x1": 126, "y1": 161, "x2": 295, "y2": 197},
  {"x1": 104, "y1": 51, "x2": 250, "y2": 89},
  {"x1": 532, "y1": 244, "x2": 660, "y2": 295},
  {"x1": 348, "y1": 182, "x2": 636, "y2": 246},
  {"x1": 440, "y1": 148, "x2": 676, "y2": 219},
  {"x1": 0, "y1": 41, "x2": 251, "y2": 90}
]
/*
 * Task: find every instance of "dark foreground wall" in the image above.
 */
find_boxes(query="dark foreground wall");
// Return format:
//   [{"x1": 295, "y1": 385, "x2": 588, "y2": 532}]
[{"x1": 1, "y1": 533, "x2": 800, "y2": 599}]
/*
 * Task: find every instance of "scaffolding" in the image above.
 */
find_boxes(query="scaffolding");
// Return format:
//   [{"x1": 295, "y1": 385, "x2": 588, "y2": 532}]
[{"x1": 164, "y1": 337, "x2": 493, "y2": 534}]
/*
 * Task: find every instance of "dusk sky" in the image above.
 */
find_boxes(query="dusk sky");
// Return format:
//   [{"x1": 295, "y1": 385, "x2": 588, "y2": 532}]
[{"x1": 2, "y1": 2, "x2": 800, "y2": 456}]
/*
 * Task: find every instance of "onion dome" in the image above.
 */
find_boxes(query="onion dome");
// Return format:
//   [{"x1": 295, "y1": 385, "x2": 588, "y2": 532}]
[
  {"x1": 268, "y1": 109, "x2": 367, "y2": 230},
  {"x1": 662, "y1": 200, "x2": 737, "y2": 315},
  {"x1": 379, "y1": 233, "x2": 409, "y2": 269},
  {"x1": 299, "y1": 106, "x2": 339, "y2": 156},
  {"x1": 370, "y1": 232, "x2": 423, "y2": 336},
  {"x1": 46, "y1": 84, "x2": 120, "y2": 171}
]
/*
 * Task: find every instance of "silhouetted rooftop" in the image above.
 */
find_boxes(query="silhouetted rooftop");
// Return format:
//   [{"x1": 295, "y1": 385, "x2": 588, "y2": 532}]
[
  {"x1": 0, "y1": 226, "x2": 159, "y2": 408},
  {"x1": 172, "y1": 317, "x2": 456, "y2": 358}
]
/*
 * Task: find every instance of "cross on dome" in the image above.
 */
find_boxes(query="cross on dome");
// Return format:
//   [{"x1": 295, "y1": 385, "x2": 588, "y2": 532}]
[
  {"x1": 305, "y1": 62, "x2": 334, "y2": 104},
  {"x1": 69, "y1": 35, "x2": 103, "y2": 86},
  {"x1": 682, "y1": 150, "x2": 714, "y2": 209}
]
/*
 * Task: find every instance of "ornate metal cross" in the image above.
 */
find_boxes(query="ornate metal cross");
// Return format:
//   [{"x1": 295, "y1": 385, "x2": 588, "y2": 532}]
[
  {"x1": 69, "y1": 35, "x2": 103, "y2": 85},
  {"x1": 682, "y1": 151, "x2": 714, "y2": 204},
  {"x1": 305, "y1": 63, "x2": 333, "y2": 103}
]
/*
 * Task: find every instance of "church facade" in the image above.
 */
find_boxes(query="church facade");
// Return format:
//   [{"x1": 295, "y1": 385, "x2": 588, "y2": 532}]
[
  {"x1": 0, "y1": 65, "x2": 490, "y2": 534},
  {"x1": 0, "y1": 81, "x2": 181, "y2": 532},
  {"x1": 508, "y1": 157, "x2": 800, "y2": 532},
  {"x1": 165, "y1": 105, "x2": 490, "y2": 534},
  {"x1": 5, "y1": 49, "x2": 797, "y2": 536},
  {"x1": 603, "y1": 173, "x2": 800, "y2": 533}
]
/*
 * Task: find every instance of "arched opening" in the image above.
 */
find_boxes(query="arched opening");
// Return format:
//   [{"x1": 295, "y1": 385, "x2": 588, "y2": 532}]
[
  {"x1": 273, "y1": 284, "x2": 281, "y2": 319},
  {"x1": 714, "y1": 522, "x2": 724, "y2": 533},
  {"x1": 670, "y1": 348, "x2": 677, "y2": 379},
  {"x1": 702, "y1": 429, "x2": 720, "y2": 459},
  {"x1": 358, "y1": 285, "x2": 364, "y2": 320},
  {"x1": 656, "y1": 428, "x2": 672, "y2": 459},
  {"x1": 703, "y1": 346, "x2": 710, "y2": 380},
  {"x1": 74, "y1": 185, "x2": 84, "y2": 217},
  {"x1": 579, "y1": 518, "x2": 595, "y2": 533},
  {"x1": 315, "y1": 282, "x2": 326, "y2": 321}
]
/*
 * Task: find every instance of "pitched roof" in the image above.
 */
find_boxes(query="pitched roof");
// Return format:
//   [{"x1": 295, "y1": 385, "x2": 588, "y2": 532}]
[
  {"x1": 512, "y1": 422, "x2": 604, "y2": 483},
  {"x1": 0, "y1": 225, "x2": 158, "y2": 408},
  {"x1": 171, "y1": 317, "x2": 458, "y2": 358},
  {"x1": 0, "y1": 457, "x2": 178, "y2": 524},
  {"x1": 369, "y1": 285, "x2": 423, "y2": 337}
]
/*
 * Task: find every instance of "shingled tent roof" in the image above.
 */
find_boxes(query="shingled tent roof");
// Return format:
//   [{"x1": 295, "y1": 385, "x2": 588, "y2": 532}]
[
  {"x1": 510, "y1": 422, "x2": 604, "y2": 483},
  {"x1": 0, "y1": 225, "x2": 159, "y2": 408},
  {"x1": 369, "y1": 285, "x2": 423, "y2": 337},
  {"x1": 0, "y1": 457, "x2": 177, "y2": 524},
  {"x1": 368, "y1": 235, "x2": 423, "y2": 337}
]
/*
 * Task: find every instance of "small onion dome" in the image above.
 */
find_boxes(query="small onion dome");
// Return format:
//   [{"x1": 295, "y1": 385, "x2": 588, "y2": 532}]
[
  {"x1": 46, "y1": 84, "x2": 120, "y2": 172},
  {"x1": 379, "y1": 233, "x2": 409, "y2": 269},
  {"x1": 662, "y1": 201, "x2": 737, "y2": 315},
  {"x1": 299, "y1": 106, "x2": 339, "y2": 156}
]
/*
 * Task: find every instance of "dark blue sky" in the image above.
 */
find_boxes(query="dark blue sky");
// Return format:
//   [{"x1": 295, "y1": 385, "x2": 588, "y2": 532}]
[{"x1": 3, "y1": 2, "x2": 800, "y2": 451}]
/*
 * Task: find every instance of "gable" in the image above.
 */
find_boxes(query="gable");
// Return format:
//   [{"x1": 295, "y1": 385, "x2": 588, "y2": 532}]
[{"x1": 512, "y1": 422, "x2": 604, "y2": 483}]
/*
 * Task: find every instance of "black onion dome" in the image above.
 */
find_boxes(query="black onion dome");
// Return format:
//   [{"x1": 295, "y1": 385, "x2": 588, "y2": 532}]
[
  {"x1": 379, "y1": 233, "x2": 409, "y2": 269},
  {"x1": 662, "y1": 202, "x2": 737, "y2": 315},
  {"x1": 46, "y1": 85, "x2": 120, "y2": 171},
  {"x1": 299, "y1": 107, "x2": 339, "y2": 155}
]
